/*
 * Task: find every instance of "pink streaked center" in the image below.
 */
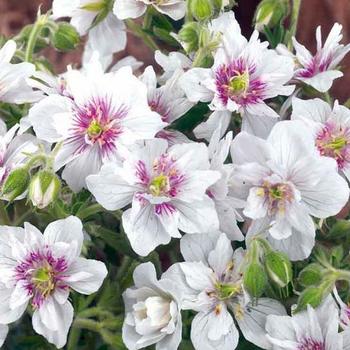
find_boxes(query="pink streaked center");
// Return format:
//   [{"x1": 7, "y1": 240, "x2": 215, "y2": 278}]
[
  {"x1": 297, "y1": 337, "x2": 325, "y2": 350},
  {"x1": 296, "y1": 54, "x2": 332, "y2": 78},
  {"x1": 316, "y1": 120, "x2": 350, "y2": 169},
  {"x1": 135, "y1": 154, "x2": 185, "y2": 214},
  {"x1": 15, "y1": 249, "x2": 68, "y2": 309},
  {"x1": 215, "y1": 58, "x2": 266, "y2": 107},
  {"x1": 68, "y1": 97, "x2": 128, "y2": 157},
  {"x1": 149, "y1": 91, "x2": 171, "y2": 123},
  {"x1": 256, "y1": 181, "x2": 295, "y2": 215}
]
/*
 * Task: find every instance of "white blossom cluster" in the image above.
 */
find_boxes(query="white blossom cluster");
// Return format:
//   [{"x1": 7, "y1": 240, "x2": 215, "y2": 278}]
[{"x1": 1, "y1": 0, "x2": 350, "y2": 349}]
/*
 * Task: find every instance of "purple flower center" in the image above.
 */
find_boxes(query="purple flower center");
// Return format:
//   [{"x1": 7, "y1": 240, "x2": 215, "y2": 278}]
[
  {"x1": 215, "y1": 58, "x2": 266, "y2": 107},
  {"x1": 316, "y1": 120, "x2": 350, "y2": 169},
  {"x1": 257, "y1": 181, "x2": 295, "y2": 215},
  {"x1": 15, "y1": 248, "x2": 68, "y2": 308},
  {"x1": 298, "y1": 337, "x2": 325, "y2": 350},
  {"x1": 296, "y1": 54, "x2": 332, "y2": 78},
  {"x1": 68, "y1": 97, "x2": 128, "y2": 157}
]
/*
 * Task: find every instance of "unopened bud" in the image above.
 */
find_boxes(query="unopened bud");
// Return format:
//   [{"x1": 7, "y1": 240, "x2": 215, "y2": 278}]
[
  {"x1": 298, "y1": 263, "x2": 323, "y2": 287},
  {"x1": 52, "y1": 22, "x2": 80, "y2": 52},
  {"x1": 254, "y1": 0, "x2": 289, "y2": 32},
  {"x1": 1, "y1": 167, "x2": 30, "y2": 201},
  {"x1": 29, "y1": 170, "x2": 61, "y2": 209},
  {"x1": 178, "y1": 22, "x2": 200, "y2": 53},
  {"x1": 265, "y1": 251, "x2": 292, "y2": 287},
  {"x1": 243, "y1": 262, "x2": 267, "y2": 298},
  {"x1": 294, "y1": 286, "x2": 323, "y2": 313},
  {"x1": 190, "y1": 0, "x2": 214, "y2": 22}
]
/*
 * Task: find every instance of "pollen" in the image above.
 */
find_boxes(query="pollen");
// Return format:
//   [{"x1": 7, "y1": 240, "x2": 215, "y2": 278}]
[{"x1": 149, "y1": 174, "x2": 170, "y2": 196}]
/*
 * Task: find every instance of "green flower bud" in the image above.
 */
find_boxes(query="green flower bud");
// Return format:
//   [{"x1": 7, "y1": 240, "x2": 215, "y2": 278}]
[
  {"x1": 243, "y1": 262, "x2": 267, "y2": 298},
  {"x1": 190, "y1": 0, "x2": 214, "y2": 22},
  {"x1": 52, "y1": 22, "x2": 80, "y2": 52},
  {"x1": 298, "y1": 263, "x2": 323, "y2": 287},
  {"x1": 1, "y1": 167, "x2": 30, "y2": 201},
  {"x1": 29, "y1": 170, "x2": 61, "y2": 209},
  {"x1": 294, "y1": 286, "x2": 324, "y2": 313},
  {"x1": 254, "y1": 0, "x2": 289, "y2": 31},
  {"x1": 178, "y1": 22, "x2": 200, "y2": 53},
  {"x1": 265, "y1": 251, "x2": 292, "y2": 287}
]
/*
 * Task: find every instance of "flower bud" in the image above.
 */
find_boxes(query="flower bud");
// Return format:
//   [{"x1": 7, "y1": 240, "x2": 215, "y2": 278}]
[
  {"x1": 265, "y1": 251, "x2": 292, "y2": 287},
  {"x1": 29, "y1": 170, "x2": 61, "y2": 209},
  {"x1": 243, "y1": 262, "x2": 267, "y2": 298},
  {"x1": 294, "y1": 286, "x2": 324, "y2": 313},
  {"x1": 190, "y1": 0, "x2": 214, "y2": 22},
  {"x1": 254, "y1": 0, "x2": 289, "y2": 32},
  {"x1": 1, "y1": 167, "x2": 30, "y2": 201},
  {"x1": 178, "y1": 22, "x2": 200, "y2": 53},
  {"x1": 52, "y1": 22, "x2": 80, "y2": 52},
  {"x1": 298, "y1": 263, "x2": 323, "y2": 287}
]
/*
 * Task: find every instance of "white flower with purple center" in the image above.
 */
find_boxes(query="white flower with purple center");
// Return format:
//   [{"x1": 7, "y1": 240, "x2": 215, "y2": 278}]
[
  {"x1": 86, "y1": 138, "x2": 220, "y2": 256},
  {"x1": 0, "y1": 123, "x2": 39, "y2": 199},
  {"x1": 292, "y1": 97, "x2": 350, "y2": 181},
  {"x1": 278, "y1": 23, "x2": 350, "y2": 93},
  {"x1": 114, "y1": 0, "x2": 186, "y2": 21},
  {"x1": 266, "y1": 297, "x2": 343, "y2": 349},
  {"x1": 0, "y1": 40, "x2": 41, "y2": 104},
  {"x1": 0, "y1": 216, "x2": 107, "y2": 348},
  {"x1": 28, "y1": 65, "x2": 166, "y2": 192},
  {"x1": 207, "y1": 127, "x2": 244, "y2": 241},
  {"x1": 230, "y1": 120, "x2": 349, "y2": 260},
  {"x1": 140, "y1": 66, "x2": 194, "y2": 146},
  {"x1": 180, "y1": 30, "x2": 295, "y2": 140},
  {"x1": 164, "y1": 232, "x2": 286, "y2": 350},
  {"x1": 52, "y1": 0, "x2": 127, "y2": 56},
  {"x1": 122, "y1": 262, "x2": 183, "y2": 350}
]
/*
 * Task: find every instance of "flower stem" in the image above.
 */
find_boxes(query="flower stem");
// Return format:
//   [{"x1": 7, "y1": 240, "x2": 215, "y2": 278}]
[
  {"x1": 76, "y1": 203, "x2": 104, "y2": 220},
  {"x1": 25, "y1": 12, "x2": 48, "y2": 62},
  {"x1": 287, "y1": 0, "x2": 302, "y2": 50},
  {"x1": 0, "y1": 202, "x2": 10, "y2": 225},
  {"x1": 125, "y1": 19, "x2": 159, "y2": 51}
]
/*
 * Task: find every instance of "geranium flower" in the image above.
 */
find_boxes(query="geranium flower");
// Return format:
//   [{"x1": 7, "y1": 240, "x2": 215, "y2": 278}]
[
  {"x1": 122, "y1": 262, "x2": 183, "y2": 350},
  {"x1": 0, "y1": 216, "x2": 107, "y2": 348},
  {"x1": 28, "y1": 65, "x2": 166, "y2": 191},
  {"x1": 52, "y1": 0, "x2": 127, "y2": 56},
  {"x1": 266, "y1": 297, "x2": 344, "y2": 349},
  {"x1": 114, "y1": 0, "x2": 186, "y2": 21},
  {"x1": 86, "y1": 138, "x2": 220, "y2": 256},
  {"x1": 165, "y1": 232, "x2": 286, "y2": 350},
  {"x1": 0, "y1": 40, "x2": 41, "y2": 104},
  {"x1": 292, "y1": 97, "x2": 350, "y2": 180},
  {"x1": 231, "y1": 120, "x2": 349, "y2": 260},
  {"x1": 278, "y1": 23, "x2": 350, "y2": 92},
  {"x1": 180, "y1": 27, "x2": 294, "y2": 140}
]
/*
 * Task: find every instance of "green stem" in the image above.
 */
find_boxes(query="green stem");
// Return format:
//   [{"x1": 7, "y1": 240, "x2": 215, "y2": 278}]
[
  {"x1": 73, "y1": 318, "x2": 102, "y2": 332},
  {"x1": 76, "y1": 203, "x2": 104, "y2": 220},
  {"x1": 192, "y1": 48, "x2": 206, "y2": 67},
  {"x1": 287, "y1": 0, "x2": 302, "y2": 50},
  {"x1": 78, "y1": 307, "x2": 114, "y2": 319},
  {"x1": 125, "y1": 19, "x2": 159, "y2": 51},
  {"x1": 13, "y1": 209, "x2": 33, "y2": 226},
  {"x1": 143, "y1": 7, "x2": 154, "y2": 30},
  {"x1": 67, "y1": 327, "x2": 82, "y2": 350},
  {"x1": 25, "y1": 13, "x2": 48, "y2": 62}
]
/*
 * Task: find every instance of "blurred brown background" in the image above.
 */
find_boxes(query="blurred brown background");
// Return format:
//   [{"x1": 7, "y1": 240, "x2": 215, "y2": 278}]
[{"x1": 1, "y1": 0, "x2": 349, "y2": 101}]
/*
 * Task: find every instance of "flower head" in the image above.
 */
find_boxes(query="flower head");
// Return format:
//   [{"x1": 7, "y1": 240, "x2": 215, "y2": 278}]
[
  {"x1": 87, "y1": 138, "x2": 220, "y2": 256},
  {"x1": 0, "y1": 216, "x2": 107, "y2": 348}
]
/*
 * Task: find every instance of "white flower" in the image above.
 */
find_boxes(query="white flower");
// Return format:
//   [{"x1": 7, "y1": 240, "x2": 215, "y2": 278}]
[
  {"x1": 277, "y1": 23, "x2": 350, "y2": 93},
  {"x1": 0, "y1": 40, "x2": 41, "y2": 104},
  {"x1": 180, "y1": 26, "x2": 294, "y2": 140},
  {"x1": 0, "y1": 325, "x2": 8, "y2": 347},
  {"x1": 114, "y1": 0, "x2": 186, "y2": 21},
  {"x1": 0, "y1": 216, "x2": 107, "y2": 348},
  {"x1": 164, "y1": 232, "x2": 286, "y2": 350},
  {"x1": 52, "y1": 0, "x2": 127, "y2": 56},
  {"x1": 122, "y1": 262, "x2": 183, "y2": 350},
  {"x1": 140, "y1": 66, "x2": 194, "y2": 145},
  {"x1": 207, "y1": 127, "x2": 244, "y2": 240},
  {"x1": 154, "y1": 50, "x2": 192, "y2": 84},
  {"x1": 266, "y1": 296, "x2": 343, "y2": 349},
  {"x1": 231, "y1": 120, "x2": 349, "y2": 260},
  {"x1": 86, "y1": 138, "x2": 220, "y2": 256},
  {"x1": 0, "y1": 124, "x2": 39, "y2": 198},
  {"x1": 28, "y1": 65, "x2": 166, "y2": 192},
  {"x1": 292, "y1": 97, "x2": 350, "y2": 181}
]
